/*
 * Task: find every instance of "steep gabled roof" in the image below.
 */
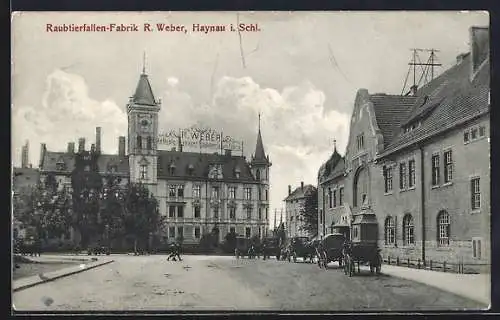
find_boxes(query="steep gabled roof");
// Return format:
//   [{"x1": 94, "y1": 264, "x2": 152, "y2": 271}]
[
  {"x1": 284, "y1": 184, "x2": 317, "y2": 201},
  {"x1": 369, "y1": 94, "x2": 418, "y2": 147},
  {"x1": 378, "y1": 53, "x2": 490, "y2": 158},
  {"x1": 40, "y1": 151, "x2": 129, "y2": 175},
  {"x1": 157, "y1": 150, "x2": 256, "y2": 182},
  {"x1": 132, "y1": 73, "x2": 157, "y2": 106}
]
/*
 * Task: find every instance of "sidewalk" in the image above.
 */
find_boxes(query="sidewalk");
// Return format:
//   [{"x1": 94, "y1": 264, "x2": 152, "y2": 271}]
[
  {"x1": 364, "y1": 264, "x2": 490, "y2": 306},
  {"x1": 23, "y1": 254, "x2": 97, "y2": 264},
  {"x1": 13, "y1": 257, "x2": 115, "y2": 292}
]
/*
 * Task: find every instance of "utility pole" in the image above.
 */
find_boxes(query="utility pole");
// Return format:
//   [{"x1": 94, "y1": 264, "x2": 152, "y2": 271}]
[{"x1": 401, "y1": 48, "x2": 442, "y2": 96}]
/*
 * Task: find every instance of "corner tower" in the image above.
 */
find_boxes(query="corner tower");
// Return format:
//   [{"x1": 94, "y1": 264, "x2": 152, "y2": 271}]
[
  {"x1": 251, "y1": 113, "x2": 272, "y2": 235},
  {"x1": 127, "y1": 58, "x2": 161, "y2": 192}
]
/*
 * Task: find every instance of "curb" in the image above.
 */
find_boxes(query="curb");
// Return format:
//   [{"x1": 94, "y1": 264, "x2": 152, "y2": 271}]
[
  {"x1": 367, "y1": 265, "x2": 490, "y2": 305},
  {"x1": 13, "y1": 259, "x2": 115, "y2": 292}
]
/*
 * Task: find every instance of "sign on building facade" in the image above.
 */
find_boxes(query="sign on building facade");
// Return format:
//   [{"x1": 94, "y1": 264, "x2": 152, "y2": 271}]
[{"x1": 157, "y1": 126, "x2": 243, "y2": 153}]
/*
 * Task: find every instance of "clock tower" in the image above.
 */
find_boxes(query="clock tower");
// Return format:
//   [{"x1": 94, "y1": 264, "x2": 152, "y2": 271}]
[{"x1": 127, "y1": 62, "x2": 161, "y2": 193}]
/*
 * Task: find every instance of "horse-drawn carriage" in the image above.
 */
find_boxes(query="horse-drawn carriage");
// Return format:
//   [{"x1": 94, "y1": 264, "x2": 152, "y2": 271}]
[
  {"x1": 287, "y1": 236, "x2": 314, "y2": 263},
  {"x1": 341, "y1": 208, "x2": 382, "y2": 277},
  {"x1": 235, "y1": 236, "x2": 258, "y2": 259},
  {"x1": 317, "y1": 233, "x2": 345, "y2": 268}
]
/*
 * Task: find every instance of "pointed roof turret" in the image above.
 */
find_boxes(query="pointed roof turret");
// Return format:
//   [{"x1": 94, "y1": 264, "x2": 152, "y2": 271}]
[
  {"x1": 252, "y1": 112, "x2": 270, "y2": 165},
  {"x1": 131, "y1": 52, "x2": 157, "y2": 106}
]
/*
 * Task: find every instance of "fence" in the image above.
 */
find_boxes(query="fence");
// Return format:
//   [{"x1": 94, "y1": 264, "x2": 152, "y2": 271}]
[{"x1": 382, "y1": 255, "x2": 490, "y2": 274}]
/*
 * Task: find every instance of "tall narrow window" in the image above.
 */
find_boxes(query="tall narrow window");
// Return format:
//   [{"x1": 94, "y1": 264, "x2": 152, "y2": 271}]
[
  {"x1": 333, "y1": 189, "x2": 337, "y2": 207},
  {"x1": 212, "y1": 186, "x2": 220, "y2": 199},
  {"x1": 444, "y1": 150, "x2": 453, "y2": 183},
  {"x1": 245, "y1": 227, "x2": 251, "y2": 238},
  {"x1": 431, "y1": 155, "x2": 440, "y2": 186},
  {"x1": 471, "y1": 128, "x2": 478, "y2": 140},
  {"x1": 399, "y1": 163, "x2": 407, "y2": 190},
  {"x1": 339, "y1": 187, "x2": 344, "y2": 206},
  {"x1": 246, "y1": 207, "x2": 252, "y2": 220},
  {"x1": 137, "y1": 135, "x2": 142, "y2": 149},
  {"x1": 403, "y1": 214, "x2": 415, "y2": 245},
  {"x1": 147, "y1": 136, "x2": 152, "y2": 150},
  {"x1": 479, "y1": 126, "x2": 486, "y2": 137},
  {"x1": 245, "y1": 188, "x2": 252, "y2": 200},
  {"x1": 328, "y1": 188, "x2": 332, "y2": 208},
  {"x1": 140, "y1": 165, "x2": 147, "y2": 180},
  {"x1": 194, "y1": 206, "x2": 201, "y2": 218},
  {"x1": 385, "y1": 216, "x2": 395, "y2": 245},
  {"x1": 177, "y1": 206, "x2": 184, "y2": 218},
  {"x1": 169, "y1": 227, "x2": 175, "y2": 238},
  {"x1": 408, "y1": 160, "x2": 416, "y2": 188},
  {"x1": 471, "y1": 177, "x2": 481, "y2": 210},
  {"x1": 213, "y1": 207, "x2": 219, "y2": 219},
  {"x1": 384, "y1": 166, "x2": 393, "y2": 193},
  {"x1": 169, "y1": 205, "x2": 175, "y2": 218},
  {"x1": 464, "y1": 130, "x2": 470, "y2": 143},
  {"x1": 437, "y1": 211, "x2": 450, "y2": 246},
  {"x1": 193, "y1": 185, "x2": 201, "y2": 198},
  {"x1": 177, "y1": 185, "x2": 184, "y2": 198},
  {"x1": 177, "y1": 227, "x2": 184, "y2": 240},
  {"x1": 169, "y1": 185, "x2": 176, "y2": 197},
  {"x1": 228, "y1": 186, "x2": 236, "y2": 199},
  {"x1": 258, "y1": 188, "x2": 262, "y2": 200},
  {"x1": 258, "y1": 207, "x2": 262, "y2": 220},
  {"x1": 229, "y1": 207, "x2": 236, "y2": 219},
  {"x1": 194, "y1": 227, "x2": 201, "y2": 239},
  {"x1": 256, "y1": 169, "x2": 261, "y2": 181}
]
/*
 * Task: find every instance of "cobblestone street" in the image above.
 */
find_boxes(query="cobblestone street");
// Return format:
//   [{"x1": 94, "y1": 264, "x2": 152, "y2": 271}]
[{"x1": 12, "y1": 254, "x2": 483, "y2": 311}]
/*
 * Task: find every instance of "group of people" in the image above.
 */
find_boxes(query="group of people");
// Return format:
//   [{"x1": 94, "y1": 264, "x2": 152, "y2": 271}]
[{"x1": 166, "y1": 242, "x2": 182, "y2": 261}]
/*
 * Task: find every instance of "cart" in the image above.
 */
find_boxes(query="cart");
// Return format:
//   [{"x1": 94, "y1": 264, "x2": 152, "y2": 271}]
[
  {"x1": 342, "y1": 208, "x2": 382, "y2": 277},
  {"x1": 321, "y1": 233, "x2": 345, "y2": 268}
]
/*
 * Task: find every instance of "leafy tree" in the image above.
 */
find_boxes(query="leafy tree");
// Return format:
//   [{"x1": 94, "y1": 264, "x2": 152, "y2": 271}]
[
  {"x1": 275, "y1": 222, "x2": 287, "y2": 247},
  {"x1": 71, "y1": 167, "x2": 103, "y2": 248},
  {"x1": 298, "y1": 188, "x2": 318, "y2": 237},
  {"x1": 224, "y1": 230, "x2": 237, "y2": 250},
  {"x1": 122, "y1": 183, "x2": 163, "y2": 252},
  {"x1": 14, "y1": 177, "x2": 72, "y2": 241}
]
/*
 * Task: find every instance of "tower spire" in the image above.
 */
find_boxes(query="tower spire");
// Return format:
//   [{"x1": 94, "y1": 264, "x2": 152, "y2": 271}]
[
  {"x1": 142, "y1": 51, "x2": 146, "y2": 74},
  {"x1": 333, "y1": 138, "x2": 337, "y2": 152},
  {"x1": 258, "y1": 112, "x2": 261, "y2": 132}
]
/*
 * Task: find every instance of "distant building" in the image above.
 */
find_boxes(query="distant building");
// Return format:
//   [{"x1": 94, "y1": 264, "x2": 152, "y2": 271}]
[
  {"x1": 36, "y1": 67, "x2": 272, "y2": 246},
  {"x1": 284, "y1": 182, "x2": 317, "y2": 239},
  {"x1": 318, "y1": 26, "x2": 490, "y2": 266}
]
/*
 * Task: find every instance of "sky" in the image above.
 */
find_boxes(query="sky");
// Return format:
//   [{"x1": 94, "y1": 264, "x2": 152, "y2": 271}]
[{"x1": 11, "y1": 11, "x2": 489, "y2": 228}]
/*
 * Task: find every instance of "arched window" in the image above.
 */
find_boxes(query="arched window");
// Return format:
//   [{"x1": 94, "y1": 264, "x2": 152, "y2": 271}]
[
  {"x1": 256, "y1": 169, "x2": 261, "y2": 181},
  {"x1": 403, "y1": 214, "x2": 415, "y2": 245},
  {"x1": 353, "y1": 167, "x2": 368, "y2": 207},
  {"x1": 137, "y1": 135, "x2": 142, "y2": 149},
  {"x1": 384, "y1": 216, "x2": 395, "y2": 245},
  {"x1": 147, "y1": 136, "x2": 152, "y2": 150},
  {"x1": 437, "y1": 211, "x2": 450, "y2": 246}
]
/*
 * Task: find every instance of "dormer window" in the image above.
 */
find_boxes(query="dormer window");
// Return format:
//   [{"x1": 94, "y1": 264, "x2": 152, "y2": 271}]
[
  {"x1": 187, "y1": 164, "x2": 195, "y2": 175},
  {"x1": 56, "y1": 159, "x2": 66, "y2": 171},
  {"x1": 235, "y1": 167, "x2": 241, "y2": 179},
  {"x1": 169, "y1": 163, "x2": 176, "y2": 175}
]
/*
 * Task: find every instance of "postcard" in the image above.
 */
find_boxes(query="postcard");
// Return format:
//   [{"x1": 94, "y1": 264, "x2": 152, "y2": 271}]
[{"x1": 12, "y1": 11, "x2": 490, "y2": 312}]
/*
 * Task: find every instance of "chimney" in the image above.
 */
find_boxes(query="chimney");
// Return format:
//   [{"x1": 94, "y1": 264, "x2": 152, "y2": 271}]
[
  {"x1": 225, "y1": 149, "x2": 232, "y2": 156},
  {"x1": 470, "y1": 26, "x2": 489, "y2": 76},
  {"x1": 78, "y1": 138, "x2": 85, "y2": 153},
  {"x1": 96, "y1": 127, "x2": 102, "y2": 154},
  {"x1": 409, "y1": 85, "x2": 418, "y2": 96},
  {"x1": 301, "y1": 181, "x2": 304, "y2": 190},
  {"x1": 67, "y1": 142, "x2": 75, "y2": 154},
  {"x1": 288, "y1": 185, "x2": 291, "y2": 195},
  {"x1": 39, "y1": 143, "x2": 46, "y2": 168},
  {"x1": 21, "y1": 140, "x2": 29, "y2": 168},
  {"x1": 118, "y1": 136, "x2": 126, "y2": 157}
]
